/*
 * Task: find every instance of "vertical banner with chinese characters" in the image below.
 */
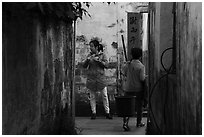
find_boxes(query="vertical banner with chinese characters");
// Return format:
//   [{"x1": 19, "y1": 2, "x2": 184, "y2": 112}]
[{"x1": 127, "y1": 12, "x2": 141, "y2": 60}]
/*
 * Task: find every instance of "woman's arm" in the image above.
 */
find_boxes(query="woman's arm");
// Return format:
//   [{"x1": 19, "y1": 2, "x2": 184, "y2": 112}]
[
  {"x1": 95, "y1": 53, "x2": 108, "y2": 68},
  {"x1": 83, "y1": 59, "x2": 90, "y2": 68},
  {"x1": 140, "y1": 65, "x2": 146, "y2": 81},
  {"x1": 122, "y1": 62, "x2": 128, "y2": 77},
  {"x1": 83, "y1": 54, "x2": 91, "y2": 68},
  {"x1": 140, "y1": 65, "x2": 148, "y2": 107}
]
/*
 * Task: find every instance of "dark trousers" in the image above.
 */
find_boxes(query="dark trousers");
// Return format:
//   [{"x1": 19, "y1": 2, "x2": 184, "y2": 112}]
[{"x1": 124, "y1": 92, "x2": 143, "y2": 124}]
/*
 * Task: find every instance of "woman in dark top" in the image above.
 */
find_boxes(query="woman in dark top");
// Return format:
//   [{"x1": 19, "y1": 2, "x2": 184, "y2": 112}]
[{"x1": 83, "y1": 40, "x2": 112, "y2": 120}]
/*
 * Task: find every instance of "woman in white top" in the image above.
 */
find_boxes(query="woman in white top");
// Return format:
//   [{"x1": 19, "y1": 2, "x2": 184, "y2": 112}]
[{"x1": 122, "y1": 47, "x2": 146, "y2": 131}]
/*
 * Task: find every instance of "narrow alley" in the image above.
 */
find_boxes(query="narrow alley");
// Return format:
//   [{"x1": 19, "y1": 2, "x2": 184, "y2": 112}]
[
  {"x1": 2, "y1": 2, "x2": 202, "y2": 135},
  {"x1": 75, "y1": 117, "x2": 147, "y2": 135}
]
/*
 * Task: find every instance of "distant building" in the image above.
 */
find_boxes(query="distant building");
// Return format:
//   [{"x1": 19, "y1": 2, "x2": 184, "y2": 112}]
[{"x1": 75, "y1": 42, "x2": 90, "y2": 65}]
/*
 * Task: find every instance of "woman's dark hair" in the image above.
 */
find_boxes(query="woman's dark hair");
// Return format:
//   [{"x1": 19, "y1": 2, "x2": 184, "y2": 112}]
[
  {"x1": 98, "y1": 44, "x2": 103, "y2": 52},
  {"x1": 89, "y1": 39, "x2": 99, "y2": 48},
  {"x1": 131, "y1": 47, "x2": 142, "y2": 59},
  {"x1": 89, "y1": 39, "x2": 103, "y2": 52}
]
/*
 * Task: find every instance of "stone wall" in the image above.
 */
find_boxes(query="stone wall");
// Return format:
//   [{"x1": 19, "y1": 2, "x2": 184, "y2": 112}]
[
  {"x1": 148, "y1": 2, "x2": 202, "y2": 135},
  {"x1": 175, "y1": 2, "x2": 202, "y2": 134},
  {"x1": 2, "y1": 3, "x2": 75, "y2": 134}
]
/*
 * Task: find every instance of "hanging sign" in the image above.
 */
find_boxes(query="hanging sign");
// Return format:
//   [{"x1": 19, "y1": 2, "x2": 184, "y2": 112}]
[{"x1": 127, "y1": 12, "x2": 141, "y2": 60}]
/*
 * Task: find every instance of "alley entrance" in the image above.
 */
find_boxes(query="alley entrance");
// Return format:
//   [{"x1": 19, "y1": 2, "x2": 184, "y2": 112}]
[
  {"x1": 73, "y1": 2, "x2": 149, "y2": 135},
  {"x1": 73, "y1": 2, "x2": 202, "y2": 135}
]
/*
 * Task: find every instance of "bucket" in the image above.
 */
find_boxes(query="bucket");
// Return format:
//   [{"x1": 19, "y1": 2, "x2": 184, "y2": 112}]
[{"x1": 115, "y1": 96, "x2": 136, "y2": 117}]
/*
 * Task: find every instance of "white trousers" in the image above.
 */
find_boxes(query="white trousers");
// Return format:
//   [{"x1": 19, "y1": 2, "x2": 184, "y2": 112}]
[{"x1": 89, "y1": 87, "x2": 110, "y2": 114}]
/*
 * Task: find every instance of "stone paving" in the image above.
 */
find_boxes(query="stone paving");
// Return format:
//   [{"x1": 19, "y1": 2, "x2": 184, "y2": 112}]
[{"x1": 75, "y1": 116, "x2": 147, "y2": 135}]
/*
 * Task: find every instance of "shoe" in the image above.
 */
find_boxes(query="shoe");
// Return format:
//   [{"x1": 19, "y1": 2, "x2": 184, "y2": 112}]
[
  {"x1": 91, "y1": 113, "x2": 96, "y2": 120},
  {"x1": 123, "y1": 124, "x2": 130, "y2": 131},
  {"x1": 136, "y1": 123, "x2": 145, "y2": 127},
  {"x1": 105, "y1": 113, "x2": 113, "y2": 119}
]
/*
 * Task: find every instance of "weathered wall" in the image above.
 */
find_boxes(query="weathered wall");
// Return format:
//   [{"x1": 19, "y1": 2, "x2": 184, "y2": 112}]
[
  {"x1": 148, "y1": 2, "x2": 202, "y2": 135},
  {"x1": 176, "y1": 2, "x2": 202, "y2": 134},
  {"x1": 159, "y1": 3, "x2": 173, "y2": 70},
  {"x1": 2, "y1": 3, "x2": 75, "y2": 134}
]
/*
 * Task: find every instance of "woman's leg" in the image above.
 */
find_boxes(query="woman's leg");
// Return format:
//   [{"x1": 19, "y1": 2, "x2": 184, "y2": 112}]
[
  {"x1": 123, "y1": 117, "x2": 130, "y2": 131},
  {"x1": 136, "y1": 92, "x2": 145, "y2": 127},
  {"x1": 136, "y1": 97, "x2": 142, "y2": 124},
  {"x1": 101, "y1": 87, "x2": 113, "y2": 119},
  {"x1": 89, "y1": 90, "x2": 96, "y2": 119},
  {"x1": 101, "y1": 87, "x2": 110, "y2": 114}
]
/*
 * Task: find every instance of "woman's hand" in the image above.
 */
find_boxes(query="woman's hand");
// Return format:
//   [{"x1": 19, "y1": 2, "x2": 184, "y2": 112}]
[
  {"x1": 93, "y1": 56, "x2": 100, "y2": 61},
  {"x1": 86, "y1": 54, "x2": 94, "y2": 60}
]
